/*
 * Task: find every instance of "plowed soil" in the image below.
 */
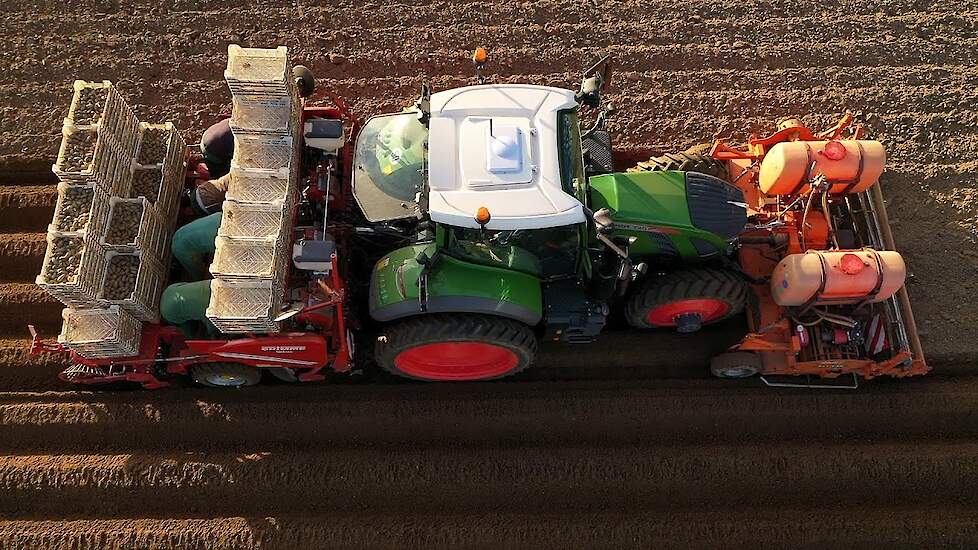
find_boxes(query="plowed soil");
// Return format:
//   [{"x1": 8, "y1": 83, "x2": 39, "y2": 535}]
[{"x1": 1, "y1": 1, "x2": 978, "y2": 548}]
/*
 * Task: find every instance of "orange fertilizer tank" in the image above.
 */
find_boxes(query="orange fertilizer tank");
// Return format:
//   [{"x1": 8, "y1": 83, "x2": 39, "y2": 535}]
[
  {"x1": 771, "y1": 250, "x2": 907, "y2": 307},
  {"x1": 758, "y1": 139, "x2": 886, "y2": 195}
]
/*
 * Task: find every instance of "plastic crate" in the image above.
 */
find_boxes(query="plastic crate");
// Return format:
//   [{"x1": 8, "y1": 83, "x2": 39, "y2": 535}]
[
  {"x1": 130, "y1": 164, "x2": 163, "y2": 201},
  {"x1": 231, "y1": 134, "x2": 294, "y2": 171},
  {"x1": 100, "y1": 197, "x2": 167, "y2": 260},
  {"x1": 36, "y1": 231, "x2": 106, "y2": 307},
  {"x1": 49, "y1": 182, "x2": 111, "y2": 236},
  {"x1": 129, "y1": 121, "x2": 186, "y2": 223},
  {"x1": 218, "y1": 199, "x2": 290, "y2": 240},
  {"x1": 58, "y1": 305, "x2": 142, "y2": 359},
  {"x1": 161, "y1": 125, "x2": 187, "y2": 226},
  {"x1": 230, "y1": 95, "x2": 295, "y2": 135},
  {"x1": 66, "y1": 80, "x2": 112, "y2": 126},
  {"x1": 52, "y1": 122, "x2": 133, "y2": 196},
  {"x1": 209, "y1": 235, "x2": 287, "y2": 280},
  {"x1": 224, "y1": 45, "x2": 292, "y2": 97},
  {"x1": 66, "y1": 80, "x2": 140, "y2": 148},
  {"x1": 226, "y1": 166, "x2": 295, "y2": 204},
  {"x1": 135, "y1": 122, "x2": 178, "y2": 165},
  {"x1": 96, "y1": 250, "x2": 165, "y2": 322},
  {"x1": 206, "y1": 278, "x2": 282, "y2": 334},
  {"x1": 129, "y1": 162, "x2": 181, "y2": 229}
]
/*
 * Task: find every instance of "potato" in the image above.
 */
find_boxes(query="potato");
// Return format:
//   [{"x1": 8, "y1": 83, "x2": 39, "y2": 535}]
[
  {"x1": 102, "y1": 254, "x2": 139, "y2": 300},
  {"x1": 105, "y1": 202, "x2": 143, "y2": 245},
  {"x1": 60, "y1": 131, "x2": 97, "y2": 172},
  {"x1": 45, "y1": 236, "x2": 84, "y2": 284},
  {"x1": 137, "y1": 127, "x2": 169, "y2": 164},
  {"x1": 131, "y1": 168, "x2": 162, "y2": 203},
  {"x1": 55, "y1": 187, "x2": 95, "y2": 232},
  {"x1": 70, "y1": 86, "x2": 108, "y2": 125}
]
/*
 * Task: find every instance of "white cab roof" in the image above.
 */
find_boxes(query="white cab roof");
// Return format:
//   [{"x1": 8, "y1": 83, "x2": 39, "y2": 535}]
[{"x1": 427, "y1": 84, "x2": 586, "y2": 230}]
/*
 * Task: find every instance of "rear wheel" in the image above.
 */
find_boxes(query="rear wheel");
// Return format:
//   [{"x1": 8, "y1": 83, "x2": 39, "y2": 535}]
[
  {"x1": 629, "y1": 143, "x2": 728, "y2": 180},
  {"x1": 190, "y1": 362, "x2": 262, "y2": 388},
  {"x1": 626, "y1": 268, "x2": 748, "y2": 332},
  {"x1": 376, "y1": 314, "x2": 538, "y2": 381},
  {"x1": 710, "y1": 352, "x2": 762, "y2": 379}
]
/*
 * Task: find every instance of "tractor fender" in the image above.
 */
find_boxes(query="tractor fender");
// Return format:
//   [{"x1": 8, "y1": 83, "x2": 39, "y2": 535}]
[{"x1": 369, "y1": 244, "x2": 543, "y2": 326}]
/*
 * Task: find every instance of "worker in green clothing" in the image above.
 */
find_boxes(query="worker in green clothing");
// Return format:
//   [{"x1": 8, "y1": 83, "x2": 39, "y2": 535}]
[
  {"x1": 159, "y1": 118, "x2": 237, "y2": 338},
  {"x1": 160, "y1": 280, "x2": 217, "y2": 338},
  {"x1": 159, "y1": 212, "x2": 223, "y2": 337},
  {"x1": 171, "y1": 212, "x2": 223, "y2": 281}
]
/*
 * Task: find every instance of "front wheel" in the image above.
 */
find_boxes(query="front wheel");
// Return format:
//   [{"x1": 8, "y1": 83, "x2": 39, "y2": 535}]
[
  {"x1": 625, "y1": 268, "x2": 748, "y2": 332},
  {"x1": 375, "y1": 314, "x2": 538, "y2": 381}
]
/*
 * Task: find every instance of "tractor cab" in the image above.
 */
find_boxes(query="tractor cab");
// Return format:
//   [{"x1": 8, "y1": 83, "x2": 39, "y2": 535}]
[
  {"x1": 361, "y1": 84, "x2": 611, "y2": 379},
  {"x1": 352, "y1": 85, "x2": 588, "y2": 219},
  {"x1": 354, "y1": 84, "x2": 593, "y2": 282}
]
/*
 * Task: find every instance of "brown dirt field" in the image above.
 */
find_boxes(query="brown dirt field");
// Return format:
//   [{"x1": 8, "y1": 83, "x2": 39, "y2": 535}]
[{"x1": 2, "y1": 1, "x2": 978, "y2": 548}]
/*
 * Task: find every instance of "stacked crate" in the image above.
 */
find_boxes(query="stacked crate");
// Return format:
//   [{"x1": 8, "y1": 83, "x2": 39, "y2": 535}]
[
  {"x1": 39, "y1": 81, "x2": 141, "y2": 306},
  {"x1": 206, "y1": 45, "x2": 299, "y2": 334},
  {"x1": 52, "y1": 80, "x2": 140, "y2": 196},
  {"x1": 37, "y1": 80, "x2": 186, "y2": 358},
  {"x1": 131, "y1": 122, "x2": 187, "y2": 230}
]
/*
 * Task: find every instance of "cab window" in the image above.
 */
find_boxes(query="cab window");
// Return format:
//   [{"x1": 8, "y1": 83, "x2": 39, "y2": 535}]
[{"x1": 352, "y1": 112, "x2": 428, "y2": 221}]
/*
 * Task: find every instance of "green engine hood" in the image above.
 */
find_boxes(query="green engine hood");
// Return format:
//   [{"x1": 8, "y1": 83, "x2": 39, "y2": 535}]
[{"x1": 589, "y1": 170, "x2": 746, "y2": 260}]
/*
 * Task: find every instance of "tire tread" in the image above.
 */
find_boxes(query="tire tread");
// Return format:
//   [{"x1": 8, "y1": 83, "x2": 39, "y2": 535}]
[
  {"x1": 625, "y1": 268, "x2": 748, "y2": 329},
  {"x1": 375, "y1": 314, "x2": 538, "y2": 381}
]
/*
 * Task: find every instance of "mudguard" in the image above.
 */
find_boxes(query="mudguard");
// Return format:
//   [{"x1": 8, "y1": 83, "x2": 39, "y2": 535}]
[{"x1": 369, "y1": 244, "x2": 543, "y2": 325}]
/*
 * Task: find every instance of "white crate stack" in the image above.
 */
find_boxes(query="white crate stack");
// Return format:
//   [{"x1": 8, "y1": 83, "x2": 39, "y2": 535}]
[
  {"x1": 131, "y1": 122, "x2": 188, "y2": 232},
  {"x1": 38, "y1": 80, "x2": 186, "y2": 358},
  {"x1": 206, "y1": 45, "x2": 300, "y2": 334}
]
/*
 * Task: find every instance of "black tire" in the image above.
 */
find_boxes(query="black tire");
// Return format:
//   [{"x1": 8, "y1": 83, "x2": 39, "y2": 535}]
[
  {"x1": 375, "y1": 314, "x2": 538, "y2": 381},
  {"x1": 625, "y1": 268, "x2": 748, "y2": 331},
  {"x1": 710, "y1": 352, "x2": 762, "y2": 379},
  {"x1": 190, "y1": 362, "x2": 262, "y2": 388},
  {"x1": 629, "y1": 144, "x2": 728, "y2": 180}
]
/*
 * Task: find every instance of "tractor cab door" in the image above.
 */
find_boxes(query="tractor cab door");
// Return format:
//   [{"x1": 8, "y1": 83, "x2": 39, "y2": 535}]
[{"x1": 352, "y1": 112, "x2": 428, "y2": 221}]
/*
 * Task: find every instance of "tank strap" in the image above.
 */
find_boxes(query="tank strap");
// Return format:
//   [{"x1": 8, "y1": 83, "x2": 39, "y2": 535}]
[
  {"x1": 787, "y1": 144, "x2": 815, "y2": 196},
  {"x1": 853, "y1": 248, "x2": 886, "y2": 310},
  {"x1": 797, "y1": 250, "x2": 828, "y2": 313},
  {"x1": 838, "y1": 141, "x2": 867, "y2": 194}
]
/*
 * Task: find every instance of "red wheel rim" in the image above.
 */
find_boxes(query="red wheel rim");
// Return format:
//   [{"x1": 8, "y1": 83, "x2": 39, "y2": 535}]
[
  {"x1": 394, "y1": 342, "x2": 520, "y2": 381},
  {"x1": 646, "y1": 299, "x2": 730, "y2": 326}
]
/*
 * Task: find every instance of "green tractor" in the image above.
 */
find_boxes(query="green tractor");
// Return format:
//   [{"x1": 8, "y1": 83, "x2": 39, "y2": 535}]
[{"x1": 353, "y1": 56, "x2": 748, "y2": 381}]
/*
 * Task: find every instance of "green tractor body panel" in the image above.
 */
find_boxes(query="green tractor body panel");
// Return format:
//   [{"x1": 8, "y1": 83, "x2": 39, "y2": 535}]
[
  {"x1": 589, "y1": 170, "x2": 746, "y2": 261},
  {"x1": 369, "y1": 243, "x2": 544, "y2": 325}
]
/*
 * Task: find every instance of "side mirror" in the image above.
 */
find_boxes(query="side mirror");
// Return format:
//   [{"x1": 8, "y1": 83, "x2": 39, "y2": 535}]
[
  {"x1": 592, "y1": 207, "x2": 615, "y2": 231},
  {"x1": 576, "y1": 54, "x2": 612, "y2": 108}
]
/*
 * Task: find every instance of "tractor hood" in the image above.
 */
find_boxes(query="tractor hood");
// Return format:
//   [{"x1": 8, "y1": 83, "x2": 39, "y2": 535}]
[{"x1": 426, "y1": 84, "x2": 586, "y2": 230}]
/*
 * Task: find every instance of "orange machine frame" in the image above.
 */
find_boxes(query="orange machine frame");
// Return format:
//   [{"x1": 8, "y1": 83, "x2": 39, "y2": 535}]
[{"x1": 713, "y1": 115, "x2": 928, "y2": 379}]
